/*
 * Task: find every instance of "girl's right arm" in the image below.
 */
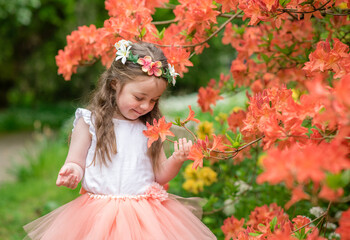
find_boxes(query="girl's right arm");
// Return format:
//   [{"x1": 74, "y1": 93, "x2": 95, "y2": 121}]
[{"x1": 56, "y1": 118, "x2": 92, "y2": 189}]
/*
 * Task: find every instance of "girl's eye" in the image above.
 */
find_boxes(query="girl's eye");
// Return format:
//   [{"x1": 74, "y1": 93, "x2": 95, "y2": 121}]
[
  {"x1": 151, "y1": 99, "x2": 158, "y2": 103},
  {"x1": 134, "y1": 96, "x2": 143, "y2": 101}
]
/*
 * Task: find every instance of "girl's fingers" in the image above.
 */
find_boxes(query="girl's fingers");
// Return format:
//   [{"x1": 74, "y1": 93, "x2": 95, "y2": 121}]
[
  {"x1": 174, "y1": 141, "x2": 178, "y2": 152},
  {"x1": 59, "y1": 166, "x2": 73, "y2": 176},
  {"x1": 178, "y1": 138, "x2": 183, "y2": 151},
  {"x1": 59, "y1": 167, "x2": 68, "y2": 176},
  {"x1": 56, "y1": 177, "x2": 62, "y2": 186}
]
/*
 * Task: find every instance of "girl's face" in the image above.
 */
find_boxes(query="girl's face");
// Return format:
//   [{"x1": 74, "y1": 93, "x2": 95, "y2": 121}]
[{"x1": 113, "y1": 75, "x2": 167, "y2": 120}]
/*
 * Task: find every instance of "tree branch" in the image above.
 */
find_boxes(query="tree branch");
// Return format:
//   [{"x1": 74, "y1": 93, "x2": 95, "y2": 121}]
[{"x1": 154, "y1": 10, "x2": 243, "y2": 48}]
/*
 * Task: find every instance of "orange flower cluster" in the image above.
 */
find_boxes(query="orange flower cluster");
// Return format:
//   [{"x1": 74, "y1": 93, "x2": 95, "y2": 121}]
[
  {"x1": 56, "y1": 0, "x2": 164, "y2": 80},
  {"x1": 238, "y1": 0, "x2": 344, "y2": 28},
  {"x1": 223, "y1": 19, "x2": 314, "y2": 92},
  {"x1": 222, "y1": 203, "x2": 327, "y2": 239},
  {"x1": 174, "y1": 0, "x2": 219, "y2": 37},
  {"x1": 197, "y1": 86, "x2": 223, "y2": 114},
  {"x1": 242, "y1": 85, "x2": 322, "y2": 149},
  {"x1": 303, "y1": 38, "x2": 350, "y2": 79},
  {"x1": 188, "y1": 134, "x2": 226, "y2": 169},
  {"x1": 242, "y1": 74, "x2": 350, "y2": 207},
  {"x1": 143, "y1": 117, "x2": 174, "y2": 147},
  {"x1": 257, "y1": 141, "x2": 349, "y2": 207},
  {"x1": 336, "y1": 208, "x2": 350, "y2": 240},
  {"x1": 57, "y1": 0, "x2": 243, "y2": 80}
]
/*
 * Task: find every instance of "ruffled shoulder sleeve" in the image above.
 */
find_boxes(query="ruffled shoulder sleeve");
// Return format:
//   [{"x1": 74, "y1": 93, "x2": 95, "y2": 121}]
[{"x1": 72, "y1": 108, "x2": 96, "y2": 139}]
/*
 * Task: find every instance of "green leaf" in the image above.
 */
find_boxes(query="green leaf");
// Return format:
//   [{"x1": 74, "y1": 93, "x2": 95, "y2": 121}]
[
  {"x1": 232, "y1": 142, "x2": 240, "y2": 148},
  {"x1": 233, "y1": 26, "x2": 245, "y2": 36},
  {"x1": 158, "y1": 27, "x2": 165, "y2": 40},
  {"x1": 300, "y1": 0, "x2": 314, "y2": 5},
  {"x1": 301, "y1": 118, "x2": 312, "y2": 128},
  {"x1": 270, "y1": 216, "x2": 278, "y2": 232},
  {"x1": 326, "y1": 170, "x2": 350, "y2": 189},
  {"x1": 235, "y1": 133, "x2": 242, "y2": 143},
  {"x1": 140, "y1": 27, "x2": 147, "y2": 38},
  {"x1": 128, "y1": 53, "x2": 139, "y2": 63},
  {"x1": 249, "y1": 232, "x2": 261, "y2": 237},
  {"x1": 225, "y1": 133, "x2": 235, "y2": 145},
  {"x1": 280, "y1": 0, "x2": 292, "y2": 7},
  {"x1": 268, "y1": 33, "x2": 273, "y2": 42},
  {"x1": 261, "y1": 53, "x2": 270, "y2": 64}
]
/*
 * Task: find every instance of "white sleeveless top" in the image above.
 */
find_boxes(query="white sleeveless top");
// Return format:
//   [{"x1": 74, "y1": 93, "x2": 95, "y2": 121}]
[{"x1": 73, "y1": 108, "x2": 155, "y2": 196}]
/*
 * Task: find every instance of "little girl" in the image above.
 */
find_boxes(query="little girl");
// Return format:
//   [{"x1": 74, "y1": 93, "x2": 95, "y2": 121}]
[{"x1": 24, "y1": 41, "x2": 216, "y2": 239}]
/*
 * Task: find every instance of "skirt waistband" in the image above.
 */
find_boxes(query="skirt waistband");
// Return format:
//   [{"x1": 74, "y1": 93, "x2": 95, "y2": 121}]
[{"x1": 86, "y1": 182, "x2": 168, "y2": 202}]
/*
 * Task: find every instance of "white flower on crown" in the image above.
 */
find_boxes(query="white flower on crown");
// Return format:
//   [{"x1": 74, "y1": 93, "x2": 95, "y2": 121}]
[
  {"x1": 168, "y1": 63, "x2": 179, "y2": 86},
  {"x1": 115, "y1": 43, "x2": 131, "y2": 64},
  {"x1": 114, "y1": 39, "x2": 132, "y2": 50}
]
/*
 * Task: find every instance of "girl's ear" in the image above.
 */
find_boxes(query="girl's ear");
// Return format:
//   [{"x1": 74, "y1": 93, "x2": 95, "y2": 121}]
[{"x1": 110, "y1": 80, "x2": 118, "y2": 91}]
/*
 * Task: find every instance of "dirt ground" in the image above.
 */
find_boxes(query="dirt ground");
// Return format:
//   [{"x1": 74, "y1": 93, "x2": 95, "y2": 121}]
[{"x1": 0, "y1": 132, "x2": 36, "y2": 183}]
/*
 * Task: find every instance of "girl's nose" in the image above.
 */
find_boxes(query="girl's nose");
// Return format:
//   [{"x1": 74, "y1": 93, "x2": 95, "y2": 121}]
[{"x1": 140, "y1": 102, "x2": 149, "y2": 110}]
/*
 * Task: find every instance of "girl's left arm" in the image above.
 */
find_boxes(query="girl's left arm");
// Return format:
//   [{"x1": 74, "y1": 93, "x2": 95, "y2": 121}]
[{"x1": 154, "y1": 138, "x2": 192, "y2": 185}]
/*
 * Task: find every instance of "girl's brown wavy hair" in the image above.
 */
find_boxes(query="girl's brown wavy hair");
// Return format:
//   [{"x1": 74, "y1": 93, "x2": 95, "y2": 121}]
[{"x1": 87, "y1": 42, "x2": 168, "y2": 172}]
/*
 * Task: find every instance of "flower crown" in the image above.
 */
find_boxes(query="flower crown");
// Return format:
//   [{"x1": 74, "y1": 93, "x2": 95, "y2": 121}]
[{"x1": 114, "y1": 40, "x2": 179, "y2": 86}]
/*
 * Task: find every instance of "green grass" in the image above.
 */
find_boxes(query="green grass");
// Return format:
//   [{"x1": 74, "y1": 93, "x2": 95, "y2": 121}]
[
  {"x1": 0, "y1": 121, "x2": 79, "y2": 239},
  {"x1": 160, "y1": 91, "x2": 248, "y2": 121},
  {"x1": 0, "y1": 102, "x2": 76, "y2": 133}
]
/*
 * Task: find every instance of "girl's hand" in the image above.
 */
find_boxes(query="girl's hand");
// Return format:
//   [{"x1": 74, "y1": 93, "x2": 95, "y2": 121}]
[
  {"x1": 172, "y1": 138, "x2": 193, "y2": 163},
  {"x1": 56, "y1": 163, "x2": 83, "y2": 189}
]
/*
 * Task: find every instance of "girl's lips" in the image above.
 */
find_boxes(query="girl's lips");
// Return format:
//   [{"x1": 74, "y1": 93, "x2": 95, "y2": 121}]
[{"x1": 133, "y1": 109, "x2": 142, "y2": 115}]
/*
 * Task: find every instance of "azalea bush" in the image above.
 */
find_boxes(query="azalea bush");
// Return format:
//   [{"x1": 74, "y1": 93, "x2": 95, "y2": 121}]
[{"x1": 56, "y1": 0, "x2": 350, "y2": 239}]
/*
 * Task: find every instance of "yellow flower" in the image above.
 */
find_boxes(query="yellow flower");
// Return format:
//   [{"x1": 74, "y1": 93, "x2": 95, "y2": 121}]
[
  {"x1": 183, "y1": 163, "x2": 198, "y2": 180},
  {"x1": 257, "y1": 153, "x2": 267, "y2": 167},
  {"x1": 292, "y1": 88, "x2": 307, "y2": 102},
  {"x1": 215, "y1": 112, "x2": 228, "y2": 125},
  {"x1": 182, "y1": 164, "x2": 217, "y2": 194},
  {"x1": 232, "y1": 106, "x2": 243, "y2": 113},
  {"x1": 338, "y1": 2, "x2": 347, "y2": 9},
  {"x1": 182, "y1": 179, "x2": 204, "y2": 194},
  {"x1": 198, "y1": 167, "x2": 218, "y2": 186},
  {"x1": 197, "y1": 121, "x2": 214, "y2": 140}
]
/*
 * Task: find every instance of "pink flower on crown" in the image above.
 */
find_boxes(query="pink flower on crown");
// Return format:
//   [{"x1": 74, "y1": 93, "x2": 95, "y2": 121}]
[{"x1": 137, "y1": 56, "x2": 162, "y2": 77}]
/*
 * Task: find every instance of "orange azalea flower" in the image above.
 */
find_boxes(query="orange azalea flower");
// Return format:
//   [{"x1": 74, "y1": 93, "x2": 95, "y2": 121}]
[
  {"x1": 335, "y1": 73, "x2": 350, "y2": 108},
  {"x1": 188, "y1": 142, "x2": 204, "y2": 170},
  {"x1": 221, "y1": 216, "x2": 245, "y2": 240},
  {"x1": 292, "y1": 215, "x2": 313, "y2": 233},
  {"x1": 285, "y1": 187, "x2": 310, "y2": 209},
  {"x1": 336, "y1": 208, "x2": 350, "y2": 240},
  {"x1": 216, "y1": 0, "x2": 240, "y2": 12},
  {"x1": 247, "y1": 203, "x2": 289, "y2": 229},
  {"x1": 143, "y1": 117, "x2": 174, "y2": 147},
  {"x1": 182, "y1": 105, "x2": 200, "y2": 124},
  {"x1": 163, "y1": 47, "x2": 193, "y2": 77},
  {"x1": 303, "y1": 38, "x2": 350, "y2": 78},
  {"x1": 209, "y1": 134, "x2": 225, "y2": 152},
  {"x1": 227, "y1": 109, "x2": 247, "y2": 131},
  {"x1": 157, "y1": 117, "x2": 174, "y2": 141},
  {"x1": 143, "y1": 122, "x2": 160, "y2": 148},
  {"x1": 318, "y1": 185, "x2": 344, "y2": 202},
  {"x1": 197, "y1": 86, "x2": 223, "y2": 114}
]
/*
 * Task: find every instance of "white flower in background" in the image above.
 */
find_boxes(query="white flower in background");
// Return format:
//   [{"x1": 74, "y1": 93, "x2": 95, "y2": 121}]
[
  {"x1": 115, "y1": 44, "x2": 131, "y2": 64},
  {"x1": 168, "y1": 63, "x2": 179, "y2": 86},
  {"x1": 323, "y1": 222, "x2": 337, "y2": 230},
  {"x1": 310, "y1": 206, "x2": 324, "y2": 218},
  {"x1": 335, "y1": 211, "x2": 342, "y2": 220},
  {"x1": 114, "y1": 39, "x2": 132, "y2": 50},
  {"x1": 223, "y1": 199, "x2": 236, "y2": 216},
  {"x1": 328, "y1": 232, "x2": 341, "y2": 240},
  {"x1": 234, "y1": 180, "x2": 252, "y2": 195}
]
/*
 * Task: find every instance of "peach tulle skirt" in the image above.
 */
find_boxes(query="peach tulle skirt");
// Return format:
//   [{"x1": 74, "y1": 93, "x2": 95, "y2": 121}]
[{"x1": 23, "y1": 183, "x2": 216, "y2": 240}]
